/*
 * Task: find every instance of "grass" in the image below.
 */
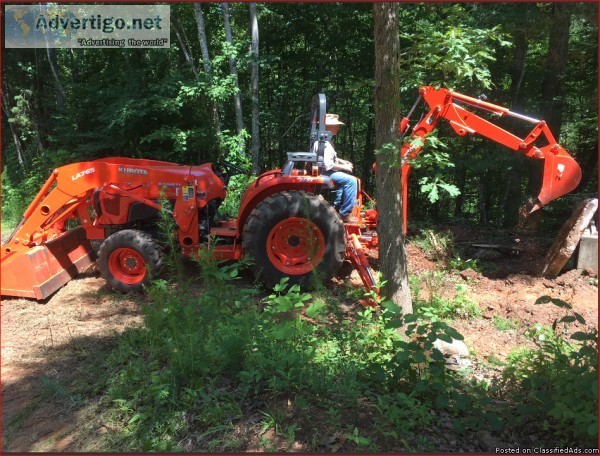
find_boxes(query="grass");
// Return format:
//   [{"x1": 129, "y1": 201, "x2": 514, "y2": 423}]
[
  {"x1": 492, "y1": 315, "x2": 519, "y2": 331},
  {"x1": 87, "y1": 255, "x2": 597, "y2": 451},
  {"x1": 3, "y1": 223, "x2": 596, "y2": 451}
]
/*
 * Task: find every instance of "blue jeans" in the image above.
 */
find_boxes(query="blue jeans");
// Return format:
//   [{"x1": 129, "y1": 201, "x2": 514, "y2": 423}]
[{"x1": 328, "y1": 171, "x2": 358, "y2": 216}]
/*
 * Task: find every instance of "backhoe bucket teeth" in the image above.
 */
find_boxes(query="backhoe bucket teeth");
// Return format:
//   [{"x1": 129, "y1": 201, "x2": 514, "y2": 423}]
[
  {"x1": 1, "y1": 228, "x2": 95, "y2": 300},
  {"x1": 534, "y1": 153, "x2": 582, "y2": 211}
]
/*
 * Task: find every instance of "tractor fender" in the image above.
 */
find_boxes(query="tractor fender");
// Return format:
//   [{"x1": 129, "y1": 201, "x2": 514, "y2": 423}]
[{"x1": 236, "y1": 171, "x2": 333, "y2": 235}]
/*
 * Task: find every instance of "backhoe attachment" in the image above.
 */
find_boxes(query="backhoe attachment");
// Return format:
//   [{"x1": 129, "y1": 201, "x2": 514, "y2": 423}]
[{"x1": 399, "y1": 86, "x2": 582, "y2": 230}]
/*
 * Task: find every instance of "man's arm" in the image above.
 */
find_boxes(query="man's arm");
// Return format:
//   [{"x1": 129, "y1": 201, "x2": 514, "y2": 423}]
[{"x1": 332, "y1": 158, "x2": 353, "y2": 173}]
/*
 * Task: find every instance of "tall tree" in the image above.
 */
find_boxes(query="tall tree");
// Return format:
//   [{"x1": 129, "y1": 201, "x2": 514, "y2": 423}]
[
  {"x1": 541, "y1": 2, "x2": 574, "y2": 137},
  {"x1": 1, "y1": 79, "x2": 26, "y2": 168},
  {"x1": 529, "y1": 3, "x2": 574, "y2": 203},
  {"x1": 249, "y1": 3, "x2": 260, "y2": 174},
  {"x1": 373, "y1": 3, "x2": 412, "y2": 313},
  {"x1": 222, "y1": 2, "x2": 244, "y2": 135},
  {"x1": 173, "y1": 13, "x2": 200, "y2": 80},
  {"x1": 193, "y1": 3, "x2": 222, "y2": 149}
]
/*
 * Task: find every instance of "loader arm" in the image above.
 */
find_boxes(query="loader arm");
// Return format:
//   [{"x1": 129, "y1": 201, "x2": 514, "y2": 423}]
[
  {"x1": 399, "y1": 86, "x2": 582, "y2": 231},
  {"x1": 1, "y1": 158, "x2": 226, "y2": 299}
]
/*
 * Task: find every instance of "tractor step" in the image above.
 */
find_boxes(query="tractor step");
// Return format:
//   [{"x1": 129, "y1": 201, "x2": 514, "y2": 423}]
[{"x1": 1, "y1": 228, "x2": 95, "y2": 300}]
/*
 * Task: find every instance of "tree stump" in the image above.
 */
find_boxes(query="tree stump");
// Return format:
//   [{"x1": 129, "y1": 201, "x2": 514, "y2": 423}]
[{"x1": 538, "y1": 198, "x2": 598, "y2": 278}]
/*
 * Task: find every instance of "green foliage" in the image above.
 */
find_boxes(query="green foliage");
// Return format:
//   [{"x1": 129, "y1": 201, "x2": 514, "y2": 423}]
[
  {"x1": 399, "y1": 4, "x2": 511, "y2": 89},
  {"x1": 492, "y1": 315, "x2": 519, "y2": 332},
  {"x1": 407, "y1": 133, "x2": 460, "y2": 203},
  {"x1": 412, "y1": 229, "x2": 455, "y2": 261},
  {"x1": 412, "y1": 274, "x2": 482, "y2": 321},
  {"x1": 500, "y1": 297, "x2": 598, "y2": 445}
]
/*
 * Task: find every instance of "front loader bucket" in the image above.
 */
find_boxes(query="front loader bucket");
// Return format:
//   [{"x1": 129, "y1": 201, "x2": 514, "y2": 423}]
[
  {"x1": 534, "y1": 153, "x2": 583, "y2": 211},
  {"x1": 1, "y1": 228, "x2": 95, "y2": 300}
]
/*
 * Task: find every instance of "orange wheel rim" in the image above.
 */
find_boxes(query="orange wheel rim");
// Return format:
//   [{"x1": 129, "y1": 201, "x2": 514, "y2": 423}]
[
  {"x1": 107, "y1": 248, "x2": 147, "y2": 285},
  {"x1": 266, "y1": 217, "x2": 326, "y2": 275}
]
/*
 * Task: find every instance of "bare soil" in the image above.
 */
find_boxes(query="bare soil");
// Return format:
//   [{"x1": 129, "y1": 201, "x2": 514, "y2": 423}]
[{"x1": 1, "y1": 228, "x2": 598, "y2": 452}]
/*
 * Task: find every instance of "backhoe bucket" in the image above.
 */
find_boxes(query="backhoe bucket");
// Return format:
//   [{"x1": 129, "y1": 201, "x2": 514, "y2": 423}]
[
  {"x1": 534, "y1": 153, "x2": 582, "y2": 211},
  {"x1": 1, "y1": 228, "x2": 95, "y2": 300}
]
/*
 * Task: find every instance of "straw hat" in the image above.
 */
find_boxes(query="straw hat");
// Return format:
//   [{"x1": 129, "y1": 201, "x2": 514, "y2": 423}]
[{"x1": 325, "y1": 113, "x2": 345, "y2": 126}]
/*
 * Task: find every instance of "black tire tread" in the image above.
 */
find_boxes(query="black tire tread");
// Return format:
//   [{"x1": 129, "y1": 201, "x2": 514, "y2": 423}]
[
  {"x1": 242, "y1": 190, "x2": 346, "y2": 289},
  {"x1": 97, "y1": 229, "x2": 164, "y2": 293}
]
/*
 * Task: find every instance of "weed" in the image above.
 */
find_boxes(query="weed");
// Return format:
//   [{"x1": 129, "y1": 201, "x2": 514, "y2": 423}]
[
  {"x1": 412, "y1": 273, "x2": 481, "y2": 321},
  {"x1": 492, "y1": 315, "x2": 519, "y2": 331},
  {"x1": 412, "y1": 229, "x2": 455, "y2": 261},
  {"x1": 499, "y1": 296, "x2": 598, "y2": 445},
  {"x1": 448, "y1": 256, "x2": 480, "y2": 272}
]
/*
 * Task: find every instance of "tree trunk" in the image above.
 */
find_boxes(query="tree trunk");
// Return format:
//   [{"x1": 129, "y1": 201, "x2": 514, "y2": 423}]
[
  {"x1": 541, "y1": 2, "x2": 573, "y2": 138},
  {"x1": 193, "y1": 2, "x2": 222, "y2": 156},
  {"x1": 453, "y1": 167, "x2": 467, "y2": 218},
  {"x1": 249, "y1": 3, "x2": 260, "y2": 174},
  {"x1": 45, "y1": 47, "x2": 67, "y2": 111},
  {"x1": 373, "y1": 2, "x2": 412, "y2": 314},
  {"x1": 222, "y1": 2, "x2": 245, "y2": 136},
  {"x1": 478, "y1": 173, "x2": 487, "y2": 226},
  {"x1": 528, "y1": 4, "x2": 573, "y2": 205},
  {"x1": 575, "y1": 140, "x2": 598, "y2": 193},
  {"x1": 509, "y1": 24, "x2": 529, "y2": 109},
  {"x1": 173, "y1": 14, "x2": 200, "y2": 80},
  {"x1": 361, "y1": 119, "x2": 374, "y2": 194},
  {"x1": 538, "y1": 198, "x2": 598, "y2": 278},
  {"x1": 1, "y1": 81, "x2": 26, "y2": 168}
]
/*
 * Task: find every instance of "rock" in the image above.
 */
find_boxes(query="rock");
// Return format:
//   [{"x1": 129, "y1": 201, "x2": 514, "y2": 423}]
[
  {"x1": 459, "y1": 269, "x2": 479, "y2": 281},
  {"x1": 482, "y1": 311, "x2": 494, "y2": 320},
  {"x1": 476, "y1": 430, "x2": 500, "y2": 452},
  {"x1": 434, "y1": 338, "x2": 471, "y2": 369},
  {"x1": 581, "y1": 267, "x2": 596, "y2": 277},
  {"x1": 433, "y1": 338, "x2": 470, "y2": 358}
]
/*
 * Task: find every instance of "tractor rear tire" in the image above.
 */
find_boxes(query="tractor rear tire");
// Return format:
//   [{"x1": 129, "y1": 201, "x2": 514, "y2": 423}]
[
  {"x1": 98, "y1": 229, "x2": 164, "y2": 293},
  {"x1": 242, "y1": 190, "x2": 346, "y2": 289}
]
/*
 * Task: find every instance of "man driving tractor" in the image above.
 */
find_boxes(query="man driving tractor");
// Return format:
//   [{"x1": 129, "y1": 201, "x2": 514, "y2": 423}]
[{"x1": 313, "y1": 113, "x2": 360, "y2": 224}]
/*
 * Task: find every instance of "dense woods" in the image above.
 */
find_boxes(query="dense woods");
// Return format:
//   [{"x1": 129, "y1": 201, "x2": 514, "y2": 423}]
[{"x1": 2, "y1": 2, "x2": 597, "y2": 231}]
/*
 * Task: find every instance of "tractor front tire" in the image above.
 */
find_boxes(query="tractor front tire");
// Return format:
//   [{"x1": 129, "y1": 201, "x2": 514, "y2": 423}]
[
  {"x1": 98, "y1": 229, "x2": 164, "y2": 293},
  {"x1": 242, "y1": 191, "x2": 346, "y2": 289}
]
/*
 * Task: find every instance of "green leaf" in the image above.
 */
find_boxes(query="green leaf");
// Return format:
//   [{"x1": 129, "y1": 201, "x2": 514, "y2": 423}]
[
  {"x1": 412, "y1": 351, "x2": 427, "y2": 363},
  {"x1": 559, "y1": 316, "x2": 576, "y2": 323},
  {"x1": 488, "y1": 414, "x2": 504, "y2": 432},
  {"x1": 435, "y1": 333, "x2": 454, "y2": 343},
  {"x1": 382, "y1": 300, "x2": 402, "y2": 315},
  {"x1": 444, "y1": 327, "x2": 464, "y2": 341},
  {"x1": 271, "y1": 322, "x2": 295, "y2": 340},
  {"x1": 306, "y1": 301, "x2": 325, "y2": 319},
  {"x1": 404, "y1": 314, "x2": 420, "y2": 323},
  {"x1": 435, "y1": 395, "x2": 449, "y2": 409},
  {"x1": 385, "y1": 319, "x2": 403, "y2": 329},
  {"x1": 452, "y1": 420, "x2": 466, "y2": 433}
]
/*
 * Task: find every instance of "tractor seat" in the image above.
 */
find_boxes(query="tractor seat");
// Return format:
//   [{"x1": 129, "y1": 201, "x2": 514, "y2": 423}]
[{"x1": 281, "y1": 151, "x2": 321, "y2": 176}]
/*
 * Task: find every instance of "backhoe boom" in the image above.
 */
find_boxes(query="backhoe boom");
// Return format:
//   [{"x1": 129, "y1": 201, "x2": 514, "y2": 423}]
[{"x1": 399, "y1": 86, "x2": 582, "y2": 230}]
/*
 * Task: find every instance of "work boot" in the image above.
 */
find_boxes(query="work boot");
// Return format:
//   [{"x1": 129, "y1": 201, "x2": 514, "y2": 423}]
[{"x1": 342, "y1": 214, "x2": 360, "y2": 224}]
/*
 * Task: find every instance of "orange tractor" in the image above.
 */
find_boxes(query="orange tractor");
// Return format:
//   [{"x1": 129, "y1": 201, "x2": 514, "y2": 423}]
[{"x1": 0, "y1": 87, "x2": 582, "y2": 300}]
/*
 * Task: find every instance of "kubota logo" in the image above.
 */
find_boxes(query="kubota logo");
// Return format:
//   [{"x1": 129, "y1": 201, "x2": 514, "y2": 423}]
[
  {"x1": 118, "y1": 167, "x2": 148, "y2": 175},
  {"x1": 72, "y1": 167, "x2": 95, "y2": 180}
]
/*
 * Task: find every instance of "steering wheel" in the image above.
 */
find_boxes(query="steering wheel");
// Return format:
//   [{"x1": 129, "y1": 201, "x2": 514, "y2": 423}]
[{"x1": 218, "y1": 159, "x2": 249, "y2": 179}]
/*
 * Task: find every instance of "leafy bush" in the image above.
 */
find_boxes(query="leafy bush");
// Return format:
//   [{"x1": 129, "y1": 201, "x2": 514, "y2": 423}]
[
  {"x1": 411, "y1": 272, "x2": 482, "y2": 321},
  {"x1": 499, "y1": 297, "x2": 598, "y2": 446}
]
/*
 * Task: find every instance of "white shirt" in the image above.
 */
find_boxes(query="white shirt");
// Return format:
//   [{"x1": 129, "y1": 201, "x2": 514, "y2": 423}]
[{"x1": 312, "y1": 140, "x2": 337, "y2": 172}]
